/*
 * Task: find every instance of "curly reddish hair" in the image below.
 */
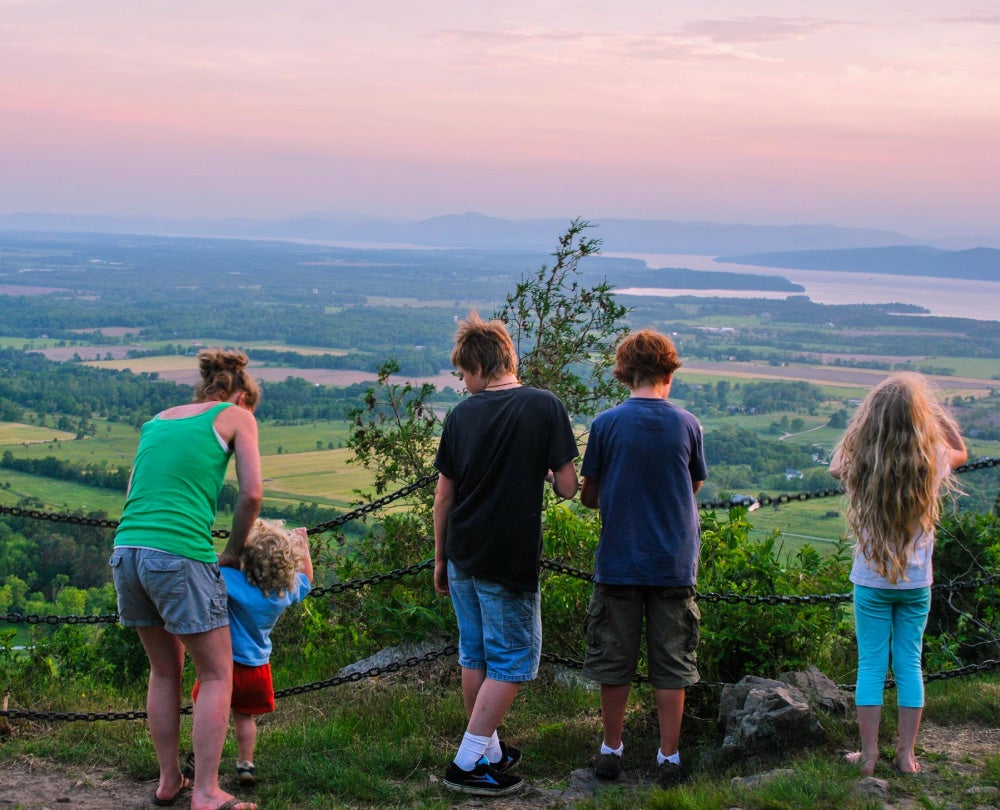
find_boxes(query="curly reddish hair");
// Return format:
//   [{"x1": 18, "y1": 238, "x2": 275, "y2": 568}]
[{"x1": 613, "y1": 329, "x2": 682, "y2": 389}]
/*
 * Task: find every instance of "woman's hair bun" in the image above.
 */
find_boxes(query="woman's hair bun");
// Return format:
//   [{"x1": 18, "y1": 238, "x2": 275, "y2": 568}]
[{"x1": 198, "y1": 348, "x2": 248, "y2": 375}]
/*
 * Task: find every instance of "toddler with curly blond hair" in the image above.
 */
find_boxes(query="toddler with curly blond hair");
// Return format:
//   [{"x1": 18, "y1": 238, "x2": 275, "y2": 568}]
[{"x1": 193, "y1": 518, "x2": 313, "y2": 787}]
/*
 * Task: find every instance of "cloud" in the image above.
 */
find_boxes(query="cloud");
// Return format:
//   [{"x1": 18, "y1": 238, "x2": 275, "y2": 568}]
[
  {"x1": 436, "y1": 26, "x2": 778, "y2": 64},
  {"x1": 677, "y1": 15, "x2": 851, "y2": 44},
  {"x1": 941, "y1": 13, "x2": 1000, "y2": 25}
]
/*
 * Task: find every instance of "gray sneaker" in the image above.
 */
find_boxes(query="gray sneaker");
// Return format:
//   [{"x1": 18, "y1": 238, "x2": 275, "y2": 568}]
[
  {"x1": 594, "y1": 752, "x2": 623, "y2": 780},
  {"x1": 657, "y1": 760, "x2": 686, "y2": 788}
]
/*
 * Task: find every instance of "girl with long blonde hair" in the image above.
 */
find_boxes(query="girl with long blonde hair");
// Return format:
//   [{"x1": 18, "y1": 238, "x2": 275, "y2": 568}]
[{"x1": 829, "y1": 372, "x2": 967, "y2": 776}]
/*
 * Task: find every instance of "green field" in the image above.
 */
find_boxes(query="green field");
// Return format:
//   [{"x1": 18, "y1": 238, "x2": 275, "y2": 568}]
[
  {"x1": 0, "y1": 422, "x2": 76, "y2": 445},
  {"x1": 0, "y1": 417, "x2": 376, "y2": 519},
  {"x1": 2, "y1": 420, "x2": 140, "y2": 467},
  {"x1": 737, "y1": 497, "x2": 848, "y2": 549},
  {"x1": 0, "y1": 468, "x2": 126, "y2": 514},
  {"x1": 259, "y1": 447, "x2": 373, "y2": 507}
]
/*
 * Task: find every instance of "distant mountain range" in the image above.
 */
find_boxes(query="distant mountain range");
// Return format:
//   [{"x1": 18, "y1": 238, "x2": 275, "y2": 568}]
[
  {"x1": 717, "y1": 246, "x2": 1000, "y2": 281},
  {"x1": 0, "y1": 210, "x2": 932, "y2": 254},
  {"x1": 2, "y1": 212, "x2": 997, "y2": 282}
]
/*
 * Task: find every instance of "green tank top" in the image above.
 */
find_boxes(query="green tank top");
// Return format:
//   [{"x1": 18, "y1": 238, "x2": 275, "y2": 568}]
[{"x1": 114, "y1": 403, "x2": 235, "y2": 563}]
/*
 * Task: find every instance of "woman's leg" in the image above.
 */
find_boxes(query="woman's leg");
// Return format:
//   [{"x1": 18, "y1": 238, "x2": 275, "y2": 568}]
[
  {"x1": 183, "y1": 626, "x2": 250, "y2": 810},
  {"x1": 135, "y1": 626, "x2": 187, "y2": 803},
  {"x1": 891, "y1": 588, "x2": 930, "y2": 773}
]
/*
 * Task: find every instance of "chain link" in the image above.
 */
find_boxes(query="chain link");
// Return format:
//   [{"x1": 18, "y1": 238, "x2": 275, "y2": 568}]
[
  {"x1": 5, "y1": 558, "x2": 998, "y2": 625},
  {"x1": 308, "y1": 558, "x2": 434, "y2": 598}
]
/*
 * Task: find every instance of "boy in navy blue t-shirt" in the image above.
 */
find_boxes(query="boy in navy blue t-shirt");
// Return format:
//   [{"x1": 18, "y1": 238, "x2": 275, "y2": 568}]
[{"x1": 579, "y1": 329, "x2": 707, "y2": 788}]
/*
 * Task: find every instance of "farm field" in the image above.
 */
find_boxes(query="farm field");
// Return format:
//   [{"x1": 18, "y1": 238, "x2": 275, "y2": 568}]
[
  {"x1": 0, "y1": 423, "x2": 75, "y2": 445},
  {"x1": 259, "y1": 447, "x2": 372, "y2": 507},
  {"x1": 682, "y1": 360, "x2": 997, "y2": 395},
  {"x1": 0, "y1": 467, "x2": 125, "y2": 514}
]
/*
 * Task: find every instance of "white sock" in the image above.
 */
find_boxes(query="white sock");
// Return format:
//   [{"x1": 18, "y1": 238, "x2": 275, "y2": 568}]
[
  {"x1": 600, "y1": 741, "x2": 623, "y2": 757},
  {"x1": 657, "y1": 749, "x2": 680, "y2": 766},
  {"x1": 485, "y1": 731, "x2": 502, "y2": 763},
  {"x1": 454, "y1": 731, "x2": 491, "y2": 771}
]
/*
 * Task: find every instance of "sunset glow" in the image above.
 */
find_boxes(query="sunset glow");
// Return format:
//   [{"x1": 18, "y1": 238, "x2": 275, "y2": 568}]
[{"x1": 2, "y1": 1, "x2": 998, "y2": 239}]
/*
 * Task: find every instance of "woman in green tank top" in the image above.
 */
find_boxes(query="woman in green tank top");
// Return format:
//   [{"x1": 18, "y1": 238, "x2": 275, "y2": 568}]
[{"x1": 111, "y1": 348, "x2": 262, "y2": 810}]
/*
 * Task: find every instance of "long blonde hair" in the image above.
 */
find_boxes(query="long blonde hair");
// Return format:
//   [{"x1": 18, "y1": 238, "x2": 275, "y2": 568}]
[
  {"x1": 241, "y1": 518, "x2": 303, "y2": 597},
  {"x1": 835, "y1": 372, "x2": 960, "y2": 584}
]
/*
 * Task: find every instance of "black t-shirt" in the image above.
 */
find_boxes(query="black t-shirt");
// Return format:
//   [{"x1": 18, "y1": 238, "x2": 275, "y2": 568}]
[{"x1": 435, "y1": 386, "x2": 578, "y2": 591}]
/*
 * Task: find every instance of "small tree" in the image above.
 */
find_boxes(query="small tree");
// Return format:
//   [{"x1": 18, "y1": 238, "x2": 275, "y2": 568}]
[
  {"x1": 346, "y1": 360, "x2": 440, "y2": 519},
  {"x1": 495, "y1": 217, "x2": 630, "y2": 420}
]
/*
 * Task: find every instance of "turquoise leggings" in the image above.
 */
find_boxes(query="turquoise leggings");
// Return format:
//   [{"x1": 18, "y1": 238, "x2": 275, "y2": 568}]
[{"x1": 853, "y1": 584, "x2": 930, "y2": 708}]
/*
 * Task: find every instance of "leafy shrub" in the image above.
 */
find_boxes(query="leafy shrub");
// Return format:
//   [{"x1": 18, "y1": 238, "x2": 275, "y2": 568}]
[
  {"x1": 697, "y1": 509, "x2": 854, "y2": 684},
  {"x1": 540, "y1": 500, "x2": 600, "y2": 660},
  {"x1": 924, "y1": 506, "x2": 1000, "y2": 669},
  {"x1": 328, "y1": 512, "x2": 454, "y2": 653}
]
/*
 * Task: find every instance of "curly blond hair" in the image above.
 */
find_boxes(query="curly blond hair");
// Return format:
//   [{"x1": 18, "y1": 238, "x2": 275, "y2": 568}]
[
  {"x1": 240, "y1": 518, "x2": 303, "y2": 597},
  {"x1": 835, "y1": 372, "x2": 961, "y2": 584}
]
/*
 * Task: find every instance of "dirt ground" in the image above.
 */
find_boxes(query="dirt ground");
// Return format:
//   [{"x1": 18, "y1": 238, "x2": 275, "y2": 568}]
[{"x1": 1, "y1": 721, "x2": 998, "y2": 809}]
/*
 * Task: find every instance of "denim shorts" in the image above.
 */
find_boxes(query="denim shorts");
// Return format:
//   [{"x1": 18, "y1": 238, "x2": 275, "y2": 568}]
[
  {"x1": 109, "y1": 547, "x2": 229, "y2": 635},
  {"x1": 582, "y1": 583, "x2": 701, "y2": 689},
  {"x1": 447, "y1": 561, "x2": 541, "y2": 683}
]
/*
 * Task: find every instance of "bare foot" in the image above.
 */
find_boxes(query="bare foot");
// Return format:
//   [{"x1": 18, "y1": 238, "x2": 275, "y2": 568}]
[
  {"x1": 844, "y1": 751, "x2": 877, "y2": 776},
  {"x1": 892, "y1": 756, "x2": 921, "y2": 775}
]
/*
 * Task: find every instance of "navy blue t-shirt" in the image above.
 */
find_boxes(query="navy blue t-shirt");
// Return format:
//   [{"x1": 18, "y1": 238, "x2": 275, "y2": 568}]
[{"x1": 581, "y1": 397, "x2": 707, "y2": 587}]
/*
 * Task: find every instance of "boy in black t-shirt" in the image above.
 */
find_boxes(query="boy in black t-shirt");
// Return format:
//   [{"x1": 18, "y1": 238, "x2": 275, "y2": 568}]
[{"x1": 433, "y1": 310, "x2": 578, "y2": 797}]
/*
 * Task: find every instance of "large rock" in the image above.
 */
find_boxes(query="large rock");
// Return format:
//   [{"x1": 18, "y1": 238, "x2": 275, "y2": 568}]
[
  {"x1": 718, "y1": 675, "x2": 826, "y2": 755},
  {"x1": 778, "y1": 664, "x2": 853, "y2": 718}
]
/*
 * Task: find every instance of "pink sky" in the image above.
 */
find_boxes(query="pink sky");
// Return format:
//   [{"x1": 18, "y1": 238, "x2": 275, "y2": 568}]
[{"x1": 2, "y1": 1, "x2": 999, "y2": 239}]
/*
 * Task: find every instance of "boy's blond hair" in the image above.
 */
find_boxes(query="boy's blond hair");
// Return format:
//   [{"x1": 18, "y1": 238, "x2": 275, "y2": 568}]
[
  {"x1": 241, "y1": 518, "x2": 303, "y2": 597},
  {"x1": 450, "y1": 310, "x2": 518, "y2": 378}
]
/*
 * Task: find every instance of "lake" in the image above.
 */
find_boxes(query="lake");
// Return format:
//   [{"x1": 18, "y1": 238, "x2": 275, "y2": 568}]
[{"x1": 607, "y1": 253, "x2": 1000, "y2": 323}]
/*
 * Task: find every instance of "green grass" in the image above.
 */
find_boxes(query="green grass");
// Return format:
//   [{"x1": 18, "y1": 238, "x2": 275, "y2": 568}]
[
  {"x1": 0, "y1": 336, "x2": 62, "y2": 350},
  {"x1": 258, "y1": 421, "x2": 353, "y2": 455},
  {"x1": 3, "y1": 664, "x2": 998, "y2": 808},
  {"x1": 910, "y1": 356, "x2": 1000, "y2": 378}
]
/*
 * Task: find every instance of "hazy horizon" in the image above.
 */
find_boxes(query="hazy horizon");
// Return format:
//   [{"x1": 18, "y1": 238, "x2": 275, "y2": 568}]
[{"x1": 3, "y1": 2, "x2": 999, "y2": 242}]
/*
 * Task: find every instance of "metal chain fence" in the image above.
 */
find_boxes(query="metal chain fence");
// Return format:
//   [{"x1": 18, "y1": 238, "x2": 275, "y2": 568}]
[{"x1": 2, "y1": 458, "x2": 998, "y2": 722}]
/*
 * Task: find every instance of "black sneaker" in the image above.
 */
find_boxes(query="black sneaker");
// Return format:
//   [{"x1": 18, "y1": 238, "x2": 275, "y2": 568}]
[
  {"x1": 490, "y1": 740, "x2": 522, "y2": 774},
  {"x1": 656, "y1": 760, "x2": 686, "y2": 788},
  {"x1": 594, "y1": 752, "x2": 623, "y2": 780},
  {"x1": 443, "y1": 759, "x2": 524, "y2": 796}
]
